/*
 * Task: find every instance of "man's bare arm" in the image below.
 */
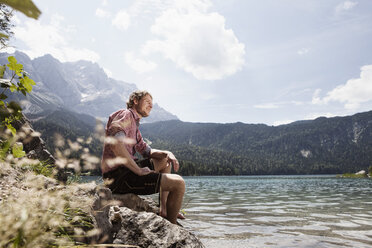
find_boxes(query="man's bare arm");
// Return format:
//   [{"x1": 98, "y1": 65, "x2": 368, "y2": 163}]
[
  {"x1": 111, "y1": 138, "x2": 153, "y2": 176},
  {"x1": 150, "y1": 149, "x2": 180, "y2": 172}
]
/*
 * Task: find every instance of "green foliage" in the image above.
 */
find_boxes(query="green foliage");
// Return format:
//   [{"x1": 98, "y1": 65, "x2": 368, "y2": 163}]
[
  {"x1": 0, "y1": 4, "x2": 13, "y2": 49},
  {"x1": 4, "y1": 56, "x2": 36, "y2": 95},
  {"x1": 0, "y1": 0, "x2": 39, "y2": 49},
  {"x1": 0, "y1": 138, "x2": 8, "y2": 158},
  {"x1": 337, "y1": 173, "x2": 367, "y2": 178},
  {"x1": 0, "y1": 0, "x2": 40, "y2": 19},
  {"x1": 0, "y1": 165, "x2": 97, "y2": 247},
  {"x1": 66, "y1": 173, "x2": 82, "y2": 185},
  {"x1": 56, "y1": 206, "x2": 95, "y2": 244},
  {"x1": 9, "y1": 228, "x2": 25, "y2": 247},
  {"x1": 21, "y1": 160, "x2": 55, "y2": 177},
  {"x1": 0, "y1": 56, "x2": 36, "y2": 159},
  {"x1": 11, "y1": 141, "x2": 25, "y2": 157}
]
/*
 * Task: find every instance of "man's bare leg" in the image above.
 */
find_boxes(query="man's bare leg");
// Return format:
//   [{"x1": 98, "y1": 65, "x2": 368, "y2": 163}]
[
  {"x1": 159, "y1": 173, "x2": 185, "y2": 224},
  {"x1": 152, "y1": 157, "x2": 171, "y2": 217}
]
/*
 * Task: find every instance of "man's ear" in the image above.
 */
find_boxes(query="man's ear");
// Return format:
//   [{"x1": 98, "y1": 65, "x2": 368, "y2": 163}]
[{"x1": 133, "y1": 98, "x2": 138, "y2": 105}]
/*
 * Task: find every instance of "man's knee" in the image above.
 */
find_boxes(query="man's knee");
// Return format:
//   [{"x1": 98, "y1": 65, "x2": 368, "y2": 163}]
[
  {"x1": 177, "y1": 175, "x2": 185, "y2": 192},
  {"x1": 161, "y1": 174, "x2": 185, "y2": 192}
]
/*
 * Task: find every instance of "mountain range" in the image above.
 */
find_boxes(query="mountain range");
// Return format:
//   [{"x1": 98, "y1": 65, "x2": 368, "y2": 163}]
[
  {"x1": 0, "y1": 51, "x2": 178, "y2": 123},
  {"x1": 2, "y1": 52, "x2": 371, "y2": 176},
  {"x1": 140, "y1": 111, "x2": 372, "y2": 175},
  {"x1": 31, "y1": 107, "x2": 372, "y2": 176}
]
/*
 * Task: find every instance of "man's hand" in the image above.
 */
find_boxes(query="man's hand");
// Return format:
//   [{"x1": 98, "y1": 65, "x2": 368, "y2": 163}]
[
  {"x1": 137, "y1": 167, "x2": 153, "y2": 176},
  {"x1": 150, "y1": 149, "x2": 180, "y2": 172},
  {"x1": 150, "y1": 150, "x2": 168, "y2": 160},
  {"x1": 167, "y1": 152, "x2": 179, "y2": 172}
]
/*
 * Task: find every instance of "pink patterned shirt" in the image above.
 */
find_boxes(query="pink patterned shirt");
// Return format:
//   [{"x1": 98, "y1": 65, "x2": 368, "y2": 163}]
[{"x1": 101, "y1": 108, "x2": 151, "y2": 174}]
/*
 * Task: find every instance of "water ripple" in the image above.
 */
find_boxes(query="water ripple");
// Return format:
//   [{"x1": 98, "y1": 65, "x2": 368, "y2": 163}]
[{"x1": 182, "y1": 175, "x2": 372, "y2": 248}]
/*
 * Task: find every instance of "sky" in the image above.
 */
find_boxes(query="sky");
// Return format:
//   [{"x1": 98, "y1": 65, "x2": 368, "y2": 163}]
[{"x1": 5, "y1": 0, "x2": 372, "y2": 125}]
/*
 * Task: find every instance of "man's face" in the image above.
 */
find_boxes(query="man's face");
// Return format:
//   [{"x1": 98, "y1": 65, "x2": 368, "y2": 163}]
[{"x1": 134, "y1": 94, "x2": 153, "y2": 118}]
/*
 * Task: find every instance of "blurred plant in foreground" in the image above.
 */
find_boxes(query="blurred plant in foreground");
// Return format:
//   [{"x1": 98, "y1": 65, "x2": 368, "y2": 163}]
[
  {"x1": 0, "y1": 154, "x2": 99, "y2": 247},
  {"x1": 0, "y1": 1, "x2": 107, "y2": 246},
  {"x1": 0, "y1": 56, "x2": 36, "y2": 160}
]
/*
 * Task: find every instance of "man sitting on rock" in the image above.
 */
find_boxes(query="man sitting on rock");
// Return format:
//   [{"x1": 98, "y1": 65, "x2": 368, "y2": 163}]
[{"x1": 101, "y1": 90, "x2": 185, "y2": 224}]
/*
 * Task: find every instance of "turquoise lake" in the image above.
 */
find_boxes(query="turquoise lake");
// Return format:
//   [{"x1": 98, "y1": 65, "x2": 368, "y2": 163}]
[
  {"x1": 87, "y1": 175, "x2": 372, "y2": 247},
  {"x1": 181, "y1": 175, "x2": 372, "y2": 248}
]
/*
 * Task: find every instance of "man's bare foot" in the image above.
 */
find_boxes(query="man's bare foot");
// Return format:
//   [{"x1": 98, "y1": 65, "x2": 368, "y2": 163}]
[
  {"x1": 177, "y1": 212, "x2": 186, "y2": 219},
  {"x1": 159, "y1": 208, "x2": 186, "y2": 220},
  {"x1": 159, "y1": 208, "x2": 167, "y2": 218}
]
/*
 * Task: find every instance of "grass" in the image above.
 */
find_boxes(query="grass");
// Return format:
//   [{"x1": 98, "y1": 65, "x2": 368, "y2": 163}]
[
  {"x1": 21, "y1": 160, "x2": 55, "y2": 177},
  {"x1": 337, "y1": 173, "x2": 368, "y2": 178},
  {"x1": 0, "y1": 127, "x2": 101, "y2": 247},
  {"x1": 0, "y1": 164, "x2": 98, "y2": 247}
]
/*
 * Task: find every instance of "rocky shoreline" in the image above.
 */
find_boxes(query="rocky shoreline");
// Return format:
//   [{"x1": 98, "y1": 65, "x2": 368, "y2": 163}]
[
  {"x1": 0, "y1": 116, "x2": 204, "y2": 247},
  {"x1": 93, "y1": 188, "x2": 204, "y2": 247},
  {"x1": 0, "y1": 162, "x2": 204, "y2": 247}
]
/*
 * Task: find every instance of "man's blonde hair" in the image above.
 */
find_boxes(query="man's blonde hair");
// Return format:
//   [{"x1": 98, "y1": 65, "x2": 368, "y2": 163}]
[{"x1": 126, "y1": 90, "x2": 152, "y2": 109}]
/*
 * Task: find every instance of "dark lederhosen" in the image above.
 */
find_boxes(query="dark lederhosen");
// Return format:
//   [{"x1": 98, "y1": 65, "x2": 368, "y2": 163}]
[{"x1": 103, "y1": 158, "x2": 162, "y2": 195}]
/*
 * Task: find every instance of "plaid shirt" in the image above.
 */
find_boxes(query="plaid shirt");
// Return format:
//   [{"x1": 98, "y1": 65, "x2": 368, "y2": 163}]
[{"x1": 101, "y1": 108, "x2": 151, "y2": 173}]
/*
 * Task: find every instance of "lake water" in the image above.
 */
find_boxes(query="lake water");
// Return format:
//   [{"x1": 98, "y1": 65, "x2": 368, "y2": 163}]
[
  {"x1": 86, "y1": 175, "x2": 372, "y2": 247},
  {"x1": 181, "y1": 175, "x2": 372, "y2": 248}
]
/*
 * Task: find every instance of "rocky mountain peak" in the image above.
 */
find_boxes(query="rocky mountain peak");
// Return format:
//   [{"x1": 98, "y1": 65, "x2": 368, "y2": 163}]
[{"x1": 0, "y1": 51, "x2": 178, "y2": 122}]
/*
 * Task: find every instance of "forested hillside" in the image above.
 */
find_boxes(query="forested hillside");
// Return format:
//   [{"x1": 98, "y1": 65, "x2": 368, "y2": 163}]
[
  {"x1": 140, "y1": 111, "x2": 372, "y2": 175},
  {"x1": 32, "y1": 109, "x2": 103, "y2": 162},
  {"x1": 32, "y1": 110, "x2": 372, "y2": 176}
]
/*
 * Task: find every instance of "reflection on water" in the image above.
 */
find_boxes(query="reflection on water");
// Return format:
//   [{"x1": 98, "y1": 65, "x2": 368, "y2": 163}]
[{"x1": 181, "y1": 175, "x2": 372, "y2": 248}]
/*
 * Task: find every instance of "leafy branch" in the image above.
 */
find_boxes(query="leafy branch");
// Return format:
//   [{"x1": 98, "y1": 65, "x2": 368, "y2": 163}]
[{"x1": 0, "y1": 56, "x2": 36, "y2": 159}]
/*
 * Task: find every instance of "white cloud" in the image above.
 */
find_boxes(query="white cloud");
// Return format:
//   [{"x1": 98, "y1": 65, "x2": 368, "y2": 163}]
[
  {"x1": 128, "y1": 0, "x2": 210, "y2": 18},
  {"x1": 199, "y1": 92, "x2": 217, "y2": 100},
  {"x1": 273, "y1": 119, "x2": 294, "y2": 126},
  {"x1": 109, "y1": 0, "x2": 244, "y2": 80},
  {"x1": 1, "y1": 46, "x2": 15, "y2": 53},
  {"x1": 128, "y1": 0, "x2": 171, "y2": 17},
  {"x1": 112, "y1": 10, "x2": 131, "y2": 30},
  {"x1": 60, "y1": 47, "x2": 100, "y2": 62},
  {"x1": 96, "y1": 8, "x2": 111, "y2": 18},
  {"x1": 335, "y1": 1, "x2": 358, "y2": 14},
  {"x1": 311, "y1": 88, "x2": 323, "y2": 105},
  {"x1": 292, "y1": 101, "x2": 304, "y2": 106},
  {"x1": 125, "y1": 52, "x2": 157, "y2": 73},
  {"x1": 172, "y1": 0, "x2": 211, "y2": 12},
  {"x1": 13, "y1": 14, "x2": 100, "y2": 62},
  {"x1": 254, "y1": 103, "x2": 279, "y2": 109},
  {"x1": 102, "y1": 0, "x2": 108, "y2": 6},
  {"x1": 312, "y1": 65, "x2": 372, "y2": 110},
  {"x1": 304, "y1": 112, "x2": 337, "y2": 120},
  {"x1": 103, "y1": 67, "x2": 113, "y2": 77},
  {"x1": 254, "y1": 101, "x2": 303, "y2": 109},
  {"x1": 142, "y1": 1, "x2": 245, "y2": 80},
  {"x1": 274, "y1": 111, "x2": 338, "y2": 126},
  {"x1": 297, "y1": 48, "x2": 309, "y2": 56},
  {"x1": 12, "y1": 15, "x2": 21, "y2": 25}
]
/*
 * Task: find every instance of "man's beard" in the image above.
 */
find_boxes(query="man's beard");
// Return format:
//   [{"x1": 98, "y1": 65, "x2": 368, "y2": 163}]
[{"x1": 137, "y1": 109, "x2": 149, "y2": 117}]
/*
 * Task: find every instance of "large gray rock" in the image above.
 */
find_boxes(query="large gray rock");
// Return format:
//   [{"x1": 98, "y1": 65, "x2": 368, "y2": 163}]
[
  {"x1": 12, "y1": 115, "x2": 56, "y2": 165},
  {"x1": 111, "y1": 206, "x2": 204, "y2": 248},
  {"x1": 91, "y1": 187, "x2": 115, "y2": 243},
  {"x1": 112, "y1": 193, "x2": 159, "y2": 214},
  {"x1": 92, "y1": 186, "x2": 204, "y2": 248}
]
